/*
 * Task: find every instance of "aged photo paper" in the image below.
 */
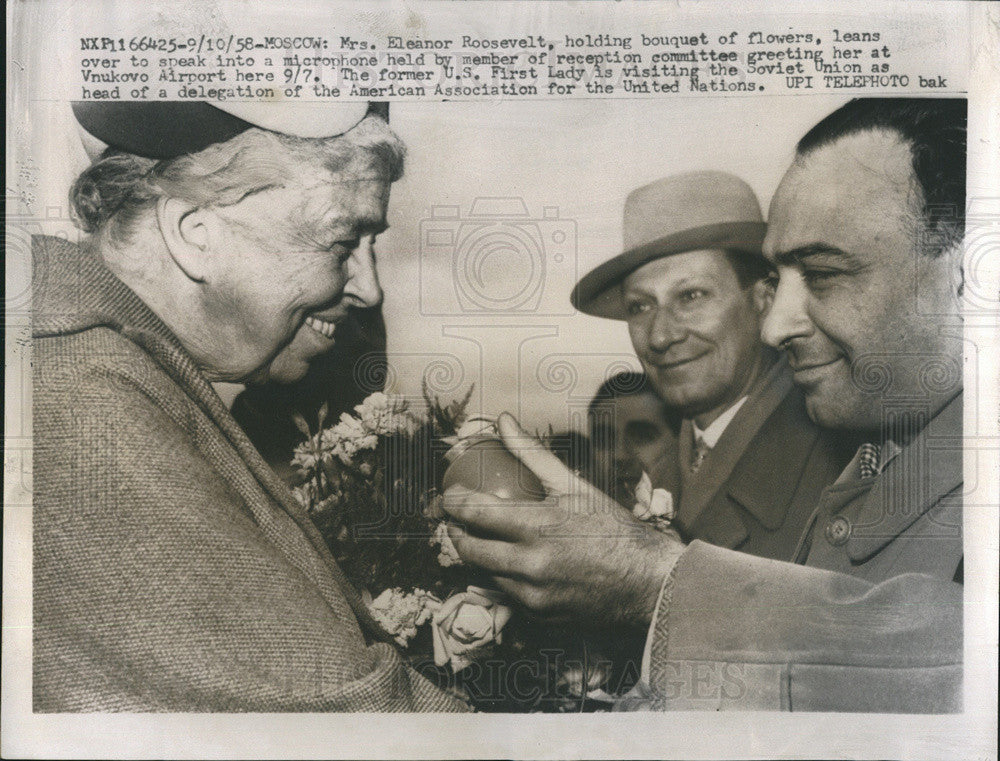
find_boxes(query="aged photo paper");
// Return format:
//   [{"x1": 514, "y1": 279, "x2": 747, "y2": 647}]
[{"x1": 4, "y1": 0, "x2": 998, "y2": 758}]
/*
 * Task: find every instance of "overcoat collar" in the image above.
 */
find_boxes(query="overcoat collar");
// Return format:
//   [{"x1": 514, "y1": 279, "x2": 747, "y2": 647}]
[{"x1": 681, "y1": 378, "x2": 824, "y2": 549}]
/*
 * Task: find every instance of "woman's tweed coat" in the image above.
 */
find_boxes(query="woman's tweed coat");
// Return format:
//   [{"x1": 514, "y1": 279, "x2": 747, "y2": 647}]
[{"x1": 32, "y1": 235, "x2": 468, "y2": 712}]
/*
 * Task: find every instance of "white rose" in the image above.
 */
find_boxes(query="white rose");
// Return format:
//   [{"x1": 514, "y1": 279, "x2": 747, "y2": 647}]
[{"x1": 431, "y1": 586, "x2": 512, "y2": 671}]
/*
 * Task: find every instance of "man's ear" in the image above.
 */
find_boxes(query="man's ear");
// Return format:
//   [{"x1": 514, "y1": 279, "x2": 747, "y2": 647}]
[
  {"x1": 918, "y1": 236, "x2": 965, "y2": 316},
  {"x1": 156, "y1": 197, "x2": 211, "y2": 282},
  {"x1": 943, "y1": 238, "x2": 965, "y2": 307},
  {"x1": 751, "y1": 277, "x2": 774, "y2": 314}
]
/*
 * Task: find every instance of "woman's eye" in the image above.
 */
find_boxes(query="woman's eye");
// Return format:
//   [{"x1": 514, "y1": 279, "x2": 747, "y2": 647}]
[
  {"x1": 680, "y1": 289, "x2": 707, "y2": 302},
  {"x1": 625, "y1": 300, "x2": 649, "y2": 317},
  {"x1": 328, "y1": 240, "x2": 357, "y2": 262}
]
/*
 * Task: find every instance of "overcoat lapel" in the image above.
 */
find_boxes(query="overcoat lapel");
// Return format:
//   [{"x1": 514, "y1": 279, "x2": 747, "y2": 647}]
[
  {"x1": 676, "y1": 353, "x2": 791, "y2": 529},
  {"x1": 686, "y1": 388, "x2": 824, "y2": 549}
]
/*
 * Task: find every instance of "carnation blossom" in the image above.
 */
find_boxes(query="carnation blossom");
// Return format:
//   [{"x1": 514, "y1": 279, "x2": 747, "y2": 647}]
[
  {"x1": 353, "y1": 392, "x2": 416, "y2": 437},
  {"x1": 291, "y1": 437, "x2": 323, "y2": 472},
  {"x1": 430, "y1": 522, "x2": 462, "y2": 567},
  {"x1": 367, "y1": 587, "x2": 442, "y2": 647},
  {"x1": 329, "y1": 413, "x2": 378, "y2": 462}
]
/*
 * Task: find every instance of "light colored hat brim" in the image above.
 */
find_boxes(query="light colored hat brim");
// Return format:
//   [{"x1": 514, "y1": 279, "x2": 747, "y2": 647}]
[{"x1": 571, "y1": 220, "x2": 768, "y2": 320}]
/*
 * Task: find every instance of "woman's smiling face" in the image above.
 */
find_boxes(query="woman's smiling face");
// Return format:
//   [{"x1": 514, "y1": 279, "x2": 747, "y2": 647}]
[{"x1": 195, "y1": 154, "x2": 391, "y2": 384}]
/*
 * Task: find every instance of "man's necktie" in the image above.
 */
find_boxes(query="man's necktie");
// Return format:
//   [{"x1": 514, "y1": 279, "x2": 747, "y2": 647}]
[
  {"x1": 690, "y1": 435, "x2": 711, "y2": 474},
  {"x1": 858, "y1": 442, "x2": 881, "y2": 479}
]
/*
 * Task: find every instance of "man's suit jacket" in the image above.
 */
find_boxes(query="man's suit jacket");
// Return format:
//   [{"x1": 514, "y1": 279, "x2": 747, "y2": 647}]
[
  {"x1": 644, "y1": 392, "x2": 963, "y2": 712},
  {"x1": 652, "y1": 355, "x2": 858, "y2": 562},
  {"x1": 32, "y1": 236, "x2": 468, "y2": 712}
]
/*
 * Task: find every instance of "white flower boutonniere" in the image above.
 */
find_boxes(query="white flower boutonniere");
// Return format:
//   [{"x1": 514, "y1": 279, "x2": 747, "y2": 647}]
[{"x1": 632, "y1": 471, "x2": 676, "y2": 532}]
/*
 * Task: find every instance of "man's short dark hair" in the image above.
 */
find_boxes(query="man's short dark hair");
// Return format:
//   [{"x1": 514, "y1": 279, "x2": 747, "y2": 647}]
[
  {"x1": 796, "y1": 97, "x2": 967, "y2": 256},
  {"x1": 589, "y1": 371, "x2": 651, "y2": 413},
  {"x1": 588, "y1": 371, "x2": 682, "y2": 434}
]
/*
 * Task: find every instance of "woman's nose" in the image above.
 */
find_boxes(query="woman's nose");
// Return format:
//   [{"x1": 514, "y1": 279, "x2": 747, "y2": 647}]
[{"x1": 343, "y1": 234, "x2": 383, "y2": 309}]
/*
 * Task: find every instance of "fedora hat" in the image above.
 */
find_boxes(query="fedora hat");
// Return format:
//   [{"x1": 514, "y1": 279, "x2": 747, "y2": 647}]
[
  {"x1": 571, "y1": 170, "x2": 767, "y2": 320},
  {"x1": 72, "y1": 101, "x2": 388, "y2": 160}
]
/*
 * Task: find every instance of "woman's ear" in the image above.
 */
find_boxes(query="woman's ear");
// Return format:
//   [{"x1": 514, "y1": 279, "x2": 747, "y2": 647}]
[{"x1": 156, "y1": 197, "x2": 211, "y2": 282}]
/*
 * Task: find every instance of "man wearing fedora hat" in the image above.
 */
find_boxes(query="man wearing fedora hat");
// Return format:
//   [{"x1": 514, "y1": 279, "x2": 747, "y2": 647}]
[
  {"x1": 32, "y1": 101, "x2": 468, "y2": 711},
  {"x1": 574, "y1": 170, "x2": 856, "y2": 561}
]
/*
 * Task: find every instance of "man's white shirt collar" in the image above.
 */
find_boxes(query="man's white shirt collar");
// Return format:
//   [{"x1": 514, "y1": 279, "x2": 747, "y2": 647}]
[{"x1": 692, "y1": 396, "x2": 749, "y2": 448}]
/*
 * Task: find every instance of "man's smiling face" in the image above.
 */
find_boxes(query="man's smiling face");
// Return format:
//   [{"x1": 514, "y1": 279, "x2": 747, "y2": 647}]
[
  {"x1": 762, "y1": 129, "x2": 962, "y2": 434},
  {"x1": 622, "y1": 249, "x2": 768, "y2": 425}
]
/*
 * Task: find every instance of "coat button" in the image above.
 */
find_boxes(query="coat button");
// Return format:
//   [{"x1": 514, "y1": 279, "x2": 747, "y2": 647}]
[{"x1": 825, "y1": 516, "x2": 851, "y2": 546}]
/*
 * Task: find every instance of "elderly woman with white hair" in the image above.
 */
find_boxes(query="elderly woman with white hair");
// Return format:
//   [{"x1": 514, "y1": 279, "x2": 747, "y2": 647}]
[{"x1": 32, "y1": 101, "x2": 468, "y2": 712}]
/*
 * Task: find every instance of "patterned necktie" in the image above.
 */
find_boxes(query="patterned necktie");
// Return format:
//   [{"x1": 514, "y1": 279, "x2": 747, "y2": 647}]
[
  {"x1": 858, "y1": 442, "x2": 881, "y2": 479},
  {"x1": 690, "y1": 435, "x2": 711, "y2": 474}
]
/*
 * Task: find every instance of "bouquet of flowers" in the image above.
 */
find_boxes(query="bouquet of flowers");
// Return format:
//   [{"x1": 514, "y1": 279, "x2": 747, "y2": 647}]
[{"x1": 290, "y1": 383, "x2": 676, "y2": 711}]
